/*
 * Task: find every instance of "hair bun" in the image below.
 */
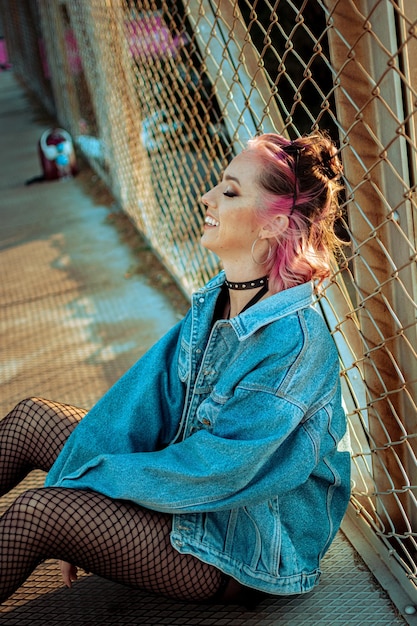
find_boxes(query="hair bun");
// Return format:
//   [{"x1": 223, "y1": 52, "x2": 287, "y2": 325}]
[{"x1": 317, "y1": 147, "x2": 342, "y2": 180}]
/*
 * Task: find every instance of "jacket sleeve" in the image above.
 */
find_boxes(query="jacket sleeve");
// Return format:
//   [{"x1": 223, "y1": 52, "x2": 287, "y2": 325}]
[
  {"x1": 45, "y1": 316, "x2": 188, "y2": 487},
  {"x1": 46, "y1": 378, "x2": 348, "y2": 513}
]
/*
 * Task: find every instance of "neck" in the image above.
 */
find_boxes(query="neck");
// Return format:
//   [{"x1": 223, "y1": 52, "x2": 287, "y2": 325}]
[
  {"x1": 222, "y1": 256, "x2": 268, "y2": 280},
  {"x1": 221, "y1": 263, "x2": 270, "y2": 317},
  {"x1": 225, "y1": 280, "x2": 270, "y2": 318}
]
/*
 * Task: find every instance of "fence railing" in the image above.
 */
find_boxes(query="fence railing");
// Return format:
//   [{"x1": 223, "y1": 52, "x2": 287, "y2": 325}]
[{"x1": 1, "y1": 0, "x2": 416, "y2": 604}]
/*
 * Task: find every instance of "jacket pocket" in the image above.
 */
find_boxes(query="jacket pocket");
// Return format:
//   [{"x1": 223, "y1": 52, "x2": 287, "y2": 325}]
[
  {"x1": 202, "y1": 501, "x2": 282, "y2": 577},
  {"x1": 234, "y1": 503, "x2": 281, "y2": 575}
]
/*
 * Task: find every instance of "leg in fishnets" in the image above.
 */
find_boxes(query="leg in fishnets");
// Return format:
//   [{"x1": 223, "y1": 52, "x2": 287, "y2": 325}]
[
  {"x1": 0, "y1": 398, "x2": 86, "y2": 496},
  {"x1": 0, "y1": 487, "x2": 224, "y2": 604}
]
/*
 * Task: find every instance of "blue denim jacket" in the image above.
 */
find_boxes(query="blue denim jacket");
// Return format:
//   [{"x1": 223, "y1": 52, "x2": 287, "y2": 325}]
[{"x1": 46, "y1": 272, "x2": 350, "y2": 595}]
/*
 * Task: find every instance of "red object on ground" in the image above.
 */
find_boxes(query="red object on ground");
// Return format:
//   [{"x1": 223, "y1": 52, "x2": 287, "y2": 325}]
[{"x1": 38, "y1": 128, "x2": 78, "y2": 180}]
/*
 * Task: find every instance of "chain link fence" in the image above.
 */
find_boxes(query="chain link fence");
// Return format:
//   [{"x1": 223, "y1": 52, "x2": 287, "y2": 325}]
[{"x1": 1, "y1": 0, "x2": 416, "y2": 605}]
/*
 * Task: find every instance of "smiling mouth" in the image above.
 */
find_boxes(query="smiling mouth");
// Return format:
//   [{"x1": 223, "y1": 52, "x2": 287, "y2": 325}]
[{"x1": 204, "y1": 216, "x2": 220, "y2": 227}]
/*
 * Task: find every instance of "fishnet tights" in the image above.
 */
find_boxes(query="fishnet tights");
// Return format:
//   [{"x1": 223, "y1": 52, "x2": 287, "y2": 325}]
[{"x1": 0, "y1": 398, "x2": 224, "y2": 604}]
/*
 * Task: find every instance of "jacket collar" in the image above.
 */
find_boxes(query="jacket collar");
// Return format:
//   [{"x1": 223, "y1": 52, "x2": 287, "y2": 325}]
[{"x1": 195, "y1": 272, "x2": 316, "y2": 340}]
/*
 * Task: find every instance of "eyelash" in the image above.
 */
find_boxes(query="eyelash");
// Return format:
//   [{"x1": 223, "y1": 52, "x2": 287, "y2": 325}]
[{"x1": 223, "y1": 189, "x2": 237, "y2": 198}]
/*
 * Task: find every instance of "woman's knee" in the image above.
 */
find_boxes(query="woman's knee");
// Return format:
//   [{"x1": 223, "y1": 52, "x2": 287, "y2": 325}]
[
  {"x1": 5, "y1": 489, "x2": 53, "y2": 531},
  {"x1": 3, "y1": 397, "x2": 53, "y2": 438},
  {"x1": 4, "y1": 397, "x2": 50, "y2": 425},
  {"x1": 2, "y1": 488, "x2": 62, "y2": 559},
  {"x1": 5, "y1": 397, "x2": 83, "y2": 437},
  {"x1": 1, "y1": 398, "x2": 82, "y2": 474}
]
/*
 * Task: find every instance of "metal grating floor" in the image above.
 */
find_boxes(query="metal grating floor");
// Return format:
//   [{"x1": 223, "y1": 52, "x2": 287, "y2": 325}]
[
  {"x1": 0, "y1": 70, "x2": 407, "y2": 625},
  {"x1": 0, "y1": 486, "x2": 407, "y2": 626}
]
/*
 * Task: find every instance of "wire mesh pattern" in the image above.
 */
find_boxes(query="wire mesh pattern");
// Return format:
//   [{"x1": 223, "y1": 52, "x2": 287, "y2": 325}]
[{"x1": 0, "y1": 0, "x2": 416, "y2": 604}]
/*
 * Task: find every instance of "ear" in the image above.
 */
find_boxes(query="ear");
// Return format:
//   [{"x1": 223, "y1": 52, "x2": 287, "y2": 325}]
[{"x1": 259, "y1": 215, "x2": 289, "y2": 239}]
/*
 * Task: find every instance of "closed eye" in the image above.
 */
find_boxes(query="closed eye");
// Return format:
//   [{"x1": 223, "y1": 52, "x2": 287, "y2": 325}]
[{"x1": 223, "y1": 189, "x2": 237, "y2": 198}]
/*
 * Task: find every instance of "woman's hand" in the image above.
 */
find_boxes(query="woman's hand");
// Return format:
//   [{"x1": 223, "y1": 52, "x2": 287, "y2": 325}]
[{"x1": 59, "y1": 560, "x2": 78, "y2": 588}]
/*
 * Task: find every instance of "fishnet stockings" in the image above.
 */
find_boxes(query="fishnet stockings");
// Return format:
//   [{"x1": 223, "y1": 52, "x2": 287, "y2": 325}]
[
  {"x1": 0, "y1": 397, "x2": 85, "y2": 496},
  {"x1": 0, "y1": 398, "x2": 224, "y2": 604}
]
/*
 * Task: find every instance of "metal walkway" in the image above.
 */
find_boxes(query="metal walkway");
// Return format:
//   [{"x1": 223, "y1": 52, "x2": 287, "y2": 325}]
[{"x1": 0, "y1": 70, "x2": 407, "y2": 625}]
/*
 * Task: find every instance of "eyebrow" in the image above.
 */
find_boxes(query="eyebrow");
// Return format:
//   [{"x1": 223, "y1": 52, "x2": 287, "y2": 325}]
[{"x1": 224, "y1": 174, "x2": 241, "y2": 185}]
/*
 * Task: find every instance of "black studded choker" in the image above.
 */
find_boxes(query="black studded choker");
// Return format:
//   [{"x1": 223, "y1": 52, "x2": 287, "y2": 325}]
[{"x1": 224, "y1": 275, "x2": 268, "y2": 290}]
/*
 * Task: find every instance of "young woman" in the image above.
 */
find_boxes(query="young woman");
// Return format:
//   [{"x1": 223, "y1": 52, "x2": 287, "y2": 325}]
[{"x1": 0, "y1": 130, "x2": 350, "y2": 608}]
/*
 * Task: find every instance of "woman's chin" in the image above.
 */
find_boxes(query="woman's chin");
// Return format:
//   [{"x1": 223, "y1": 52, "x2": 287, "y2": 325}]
[{"x1": 200, "y1": 233, "x2": 215, "y2": 252}]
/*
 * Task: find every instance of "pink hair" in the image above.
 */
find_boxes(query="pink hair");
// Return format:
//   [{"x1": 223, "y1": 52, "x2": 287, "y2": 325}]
[{"x1": 246, "y1": 131, "x2": 344, "y2": 293}]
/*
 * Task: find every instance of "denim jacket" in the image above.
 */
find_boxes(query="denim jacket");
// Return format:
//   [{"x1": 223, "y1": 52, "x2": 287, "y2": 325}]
[{"x1": 46, "y1": 272, "x2": 351, "y2": 595}]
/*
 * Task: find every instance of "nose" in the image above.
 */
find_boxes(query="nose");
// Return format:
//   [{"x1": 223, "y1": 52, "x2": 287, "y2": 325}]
[{"x1": 201, "y1": 187, "x2": 215, "y2": 208}]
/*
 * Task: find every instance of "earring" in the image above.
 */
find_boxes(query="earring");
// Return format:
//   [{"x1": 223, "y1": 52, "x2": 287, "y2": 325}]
[{"x1": 251, "y1": 237, "x2": 273, "y2": 265}]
